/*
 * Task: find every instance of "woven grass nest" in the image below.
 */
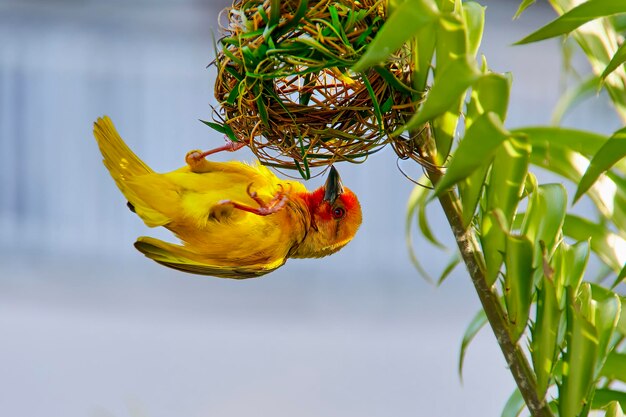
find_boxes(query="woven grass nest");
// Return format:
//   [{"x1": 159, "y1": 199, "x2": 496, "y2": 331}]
[{"x1": 212, "y1": 0, "x2": 418, "y2": 177}]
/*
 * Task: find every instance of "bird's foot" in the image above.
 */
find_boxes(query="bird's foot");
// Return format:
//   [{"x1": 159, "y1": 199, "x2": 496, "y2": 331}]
[
  {"x1": 219, "y1": 184, "x2": 289, "y2": 216},
  {"x1": 185, "y1": 139, "x2": 246, "y2": 165}
]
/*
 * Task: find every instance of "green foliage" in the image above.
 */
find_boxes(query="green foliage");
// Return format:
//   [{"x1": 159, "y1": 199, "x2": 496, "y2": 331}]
[
  {"x1": 515, "y1": 0, "x2": 626, "y2": 45},
  {"x1": 353, "y1": 0, "x2": 626, "y2": 415}
]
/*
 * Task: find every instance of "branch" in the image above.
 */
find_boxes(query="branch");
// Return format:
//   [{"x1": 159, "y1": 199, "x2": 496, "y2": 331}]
[{"x1": 420, "y1": 149, "x2": 554, "y2": 417}]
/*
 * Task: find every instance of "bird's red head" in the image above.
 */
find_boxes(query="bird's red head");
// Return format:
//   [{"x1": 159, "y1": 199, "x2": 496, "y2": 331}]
[{"x1": 293, "y1": 166, "x2": 362, "y2": 258}]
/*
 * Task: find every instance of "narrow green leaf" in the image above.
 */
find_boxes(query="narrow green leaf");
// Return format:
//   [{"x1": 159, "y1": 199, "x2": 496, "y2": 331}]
[
  {"x1": 406, "y1": 181, "x2": 435, "y2": 283},
  {"x1": 462, "y1": 2, "x2": 485, "y2": 59},
  {"x1": 563, "y1": 214, "x2": 626, "y2": 274},
  {"x1": 269, "y1": 0, "x2": 281, "y2": 27},
  {"x1": 462, "y1": 72, "x2": 513, "y2": 229},
  {"x1": 437, "y1": 253, "x2": 461, "y2": 286},
  {"x1": 361, "y1": 74, "x2": 383, "y2": 131},
  {"x1": 226, "y1": 79, "x2": 243, "y2": 105},
  {"x1": 559, "y1": 286, "x2": 600, "y2": 417},
  {"x1": 592, "y1": 389, "x2": 626, "y2": 411},
  {"x1": 562, "y1": 240, "x2": 590, "y2": 293},
  {"x1": 501, "y1": 388, "x2": 525, "y2": 417},
  {"x1": 418, "y1": 193, "x2": 445, "y2": 249},
  {"x1": 513, "y1": 0, "x2": 536, "y2": 20},
  {"x1": 516, "y1": 1, "x2": 626, "y2": 45},
  {"x1": 521, "y1": 183, "x2": 568, "y2": 267},
  {"x1": 458, "y1": 309, "x2": 487, "y2": 380},
  {"x1": 615, "y1": 264, "x2": 626, "y2": 289},
  {"x1": 488, "y1": 137, "x2": 531, "y2": 223},
  {"x1": 403, "y1": 57, "x2": 480, "y2": 131},
  {"x1": 594, "y1": 294, "x2": 621, "y2": 376},
  {"x1": 429, "y1": 11, "x2": 467, "y2": 163},
  {"x1": 600, "y1": 352, "x2": 626, "y2": 382},
  {"x1": 601, "y1": 39, "x2": 626, "y2": 80},
  {"x1": 459, "y1": 163, "x2": 489, "y2": 228},
  {"x1": 513, "y1": 126, "x2": 607, "y2": 156},
  {"x1": 412, "y1": 23, "x2": 437, "y2": 92},
  {"x1": 604, "y1": 401, "x2": 625, "y2": 417},
  {"x1": 504, "y1": 234, "x2": 535, "y2": 342},
  {"x1": 575, "y1": 127, "x2": 626, "y2": 202},
  {"x1": 351, "y1": 0, "x2": 439, "y2": 72},
  {"x1": 434, "y1": 112, "x2": 509, "y2": 195},
  {"x1": 532, "y1": 275, "x2": 561, "y2": 398},
  {"x1": 199, "y1": 120, "x2": 239, "y2": 143},
  {"x1": 374, "y1": 66, "x2": 415, "y2": 96},
  {"x1": 466, "y1": 72, "x2": 512, "y2": 127}
]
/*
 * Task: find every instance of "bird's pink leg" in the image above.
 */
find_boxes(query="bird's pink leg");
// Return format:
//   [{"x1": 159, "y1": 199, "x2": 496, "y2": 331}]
[
  {"x1": 185, "y1": 139, "x2": 246, "y2": 172},
  {"x1": 190, "y1": 140, "x2": 246, "y2": 160},
  {"x1": 219, "y1": 184, "x2": 289, "y2": 216}
]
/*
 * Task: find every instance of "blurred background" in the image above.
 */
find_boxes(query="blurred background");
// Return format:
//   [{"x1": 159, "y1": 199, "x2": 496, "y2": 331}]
[{"x1": 0, "y1": 1, "x2": 621, "y2": 416}]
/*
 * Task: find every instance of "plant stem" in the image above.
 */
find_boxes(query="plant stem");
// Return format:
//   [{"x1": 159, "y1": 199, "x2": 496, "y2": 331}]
[{"x1": 421, "y1": 151, "x2": 554, "y2": 417}]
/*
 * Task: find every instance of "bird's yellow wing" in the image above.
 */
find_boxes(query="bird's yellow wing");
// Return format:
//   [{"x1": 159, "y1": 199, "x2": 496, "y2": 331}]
[{"x1": 134, "y1": 236, "x2": 286, "y2": 279}]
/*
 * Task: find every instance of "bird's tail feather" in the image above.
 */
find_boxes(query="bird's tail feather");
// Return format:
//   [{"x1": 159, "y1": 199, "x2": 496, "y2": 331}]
[{"x1": 93, "y1": 116, "x2": 169, "y2": 227}]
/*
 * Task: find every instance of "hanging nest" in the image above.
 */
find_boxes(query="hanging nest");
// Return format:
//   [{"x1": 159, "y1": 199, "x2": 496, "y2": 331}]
[{"x1": 211, "y1": 0, "x2": 419, "y2": 177}]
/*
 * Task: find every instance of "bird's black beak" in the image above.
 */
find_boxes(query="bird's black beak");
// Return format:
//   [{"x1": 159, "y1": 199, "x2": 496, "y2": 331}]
[{"x1": 323, "y1": 166, "x2": 344, "y2": 204}]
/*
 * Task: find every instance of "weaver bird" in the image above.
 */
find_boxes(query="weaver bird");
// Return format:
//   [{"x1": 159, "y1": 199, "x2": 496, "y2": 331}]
[{"x1": 93, "y1": 116, "x2": 362, "y2": 278}]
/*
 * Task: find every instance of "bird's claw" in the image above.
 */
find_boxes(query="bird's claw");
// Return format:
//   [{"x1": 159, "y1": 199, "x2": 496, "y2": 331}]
[{"x1": 220, "y1": 184, "x2": 290, "y2": 216}]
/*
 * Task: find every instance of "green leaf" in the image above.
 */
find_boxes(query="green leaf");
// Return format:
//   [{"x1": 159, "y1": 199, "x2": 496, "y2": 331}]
[
  {"x1": 403, "y1": 56, "x2": 480, "y2": 131},
  {"x1": 592, "y1": 389, "x2": 626, "y2": 411},
  {"x1": 269, "y1": 0, "x2": 281, "y2": 27},
  {"x1": 418, "y1": 192, "x2": 445, "y2": 249},
  {"x1": 575, "y1": 127, "x2": 626, "y2": 202},
  {"x1": 437, "y1": 253, "x2": 461, "y2": 286},
  {"x1": 429, "y1": 11, "x2": 468, "y2": 162},
  {"x1": 532, "y1": 274, "x2": 561, "y2": 398},
  {"x1": 488, "y1": 137, "x2": 530, "y2": 224},
  {"x1": 462, "y1": 2, "x2": 485, "y2": 59},
  {"x1": 604, "y1": 401, "x2": 625, "y2": 417},
  {"x1": 594, "y1": 294, "x2": 621, "y2": 376},
  {"x1": 516, "y1": 1, "x2": 626, "y2": 45},
  {"x1": 521, "y1": 183, "x2": 568, "y2": 267},
  {"x1": 523, "y1": 136, "x2": 626, "y2": 232},
  {"x1": 559, "y1": 285, "x2": 599, "y2": 417},
  {"x1": 563, "y1": 214, "x2": 626, "y2": 274},
  {"x1": 412, "y1": 23, "x2": 437, "y2": 92},
  {"x1": 602, "y1": 41, "x2": 626, "y2": 80},
  {"x1": 615, "y1": 264, "x2": 626, "y2": 289},
  {"x1": 458, "y1": 309, "x2": 487, "y2": 381},
  {"x1": 501, "y1": 388, "x2": 525, "y2": 417},
  {"x1": 480, "y1": 136, "x2": 530, "y2": 286},
  {"x1": 459, "y1": 164, "x2": 489, "y2": 228},
  {"x1": 466, "y1": 72, "x2": 512, "y2": 127},
  {"x1": 361, "y1": 74, "x2": 383, "y2": 132},
  {"x1": 351, "y1": 0, "x2": 439, "y2": 72},
  {"x1": 461, "y1": 72, "x2": 512, "y2": 228},
  {"x1": 600, "y1": 352, "x2": 626, "y2": 382},
  {"x1": 434, "y1": 112, "x2": 510, "y2": 195},
  {"x1": 513, "y1": 126, "x2": 607, "y2": 156},
  {"x1": 406, "y1": 180, "x2": 435, "y2": 283},
  {"x1": 503, "y1": 234, "x2": 535, "y2": 342},
  {"x1": 561, "y1": 240, "x2": 590, "y2": 293},
  {"x1": 513, "y1": 0, "x2": 536, "y2": 20},
  {"x1": 199, "y1": 119, "x2": 238, "y2": 143}
]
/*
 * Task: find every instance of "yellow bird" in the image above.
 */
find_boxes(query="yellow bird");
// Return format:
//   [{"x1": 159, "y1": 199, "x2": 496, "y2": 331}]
[{"x1": 92, "y1": 116, "x2": 362, "y2": 278}]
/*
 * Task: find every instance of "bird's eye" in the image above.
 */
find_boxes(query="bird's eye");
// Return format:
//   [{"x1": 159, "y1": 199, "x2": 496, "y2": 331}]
[{"x1": 332, "y1": 207, "x2": 346, "y2": 219}]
